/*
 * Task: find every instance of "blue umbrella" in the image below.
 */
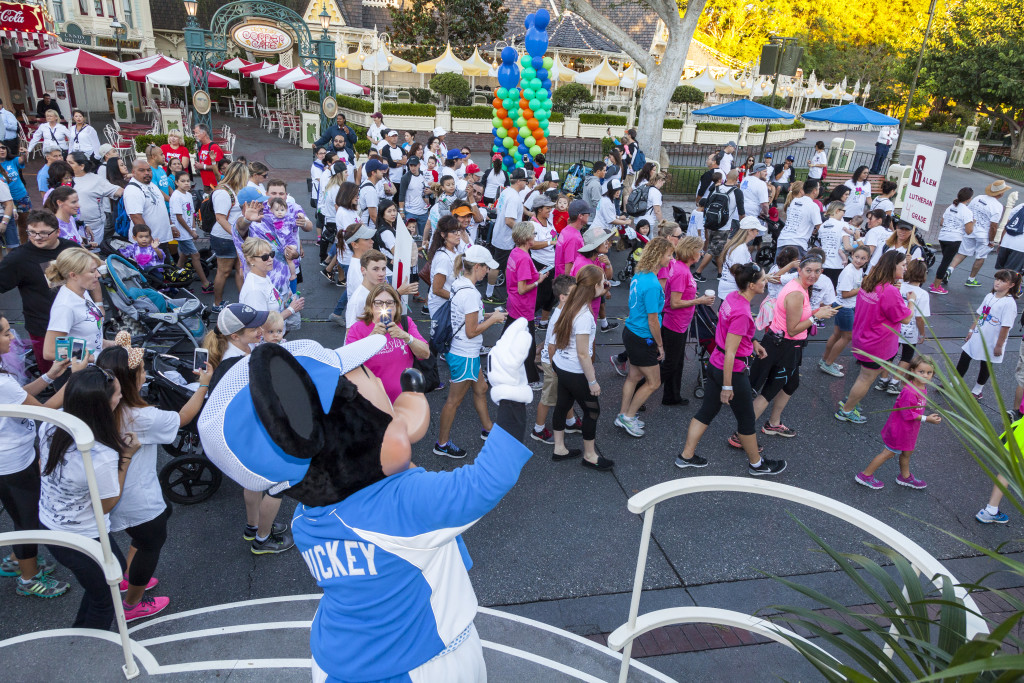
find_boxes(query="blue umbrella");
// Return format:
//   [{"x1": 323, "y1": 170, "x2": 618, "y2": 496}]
[
  {"x1": 801, "y1": 103, "x2": 898, "y2": 125},
  {"x1": 692, "y1": 99, "x2": 794, "y2": 120}
]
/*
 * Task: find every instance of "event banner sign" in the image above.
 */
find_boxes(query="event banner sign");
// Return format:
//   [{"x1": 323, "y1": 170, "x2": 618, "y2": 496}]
[
  {"x1": 903, "y1": 144, "x2": 947, "y2": 231},
  {"x1": 231, "y1": 23, "x2": 293, "y2": 54}
]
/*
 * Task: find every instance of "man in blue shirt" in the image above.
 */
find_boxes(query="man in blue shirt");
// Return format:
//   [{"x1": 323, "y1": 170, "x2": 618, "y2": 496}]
[
  {"x1": 36, "y1": 148, "x2": 64, "y2": 197},
  {"x1": 314, "y1": 113, "x2": 357, "y2": 160},
  {"x1": 0, "y1": 98, "x2": 19, "y2": 158}
]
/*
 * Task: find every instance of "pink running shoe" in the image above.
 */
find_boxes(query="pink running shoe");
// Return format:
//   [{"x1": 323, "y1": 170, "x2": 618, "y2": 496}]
[
  {"x1": 119, "y1": 575, "x2": 159, "y2": 592},
  {"x1": 928, "y1": 284, "x2": 948, "y2": 295},
  {"x1": 896, "y1": 473, "x2": 928, "y2": 489},
  {"x1": 122, "y1": 595, "x2": 170, "y2": 622},
  {"x1": 855, "y1": 472, "x2": 884, "y2": 489}
]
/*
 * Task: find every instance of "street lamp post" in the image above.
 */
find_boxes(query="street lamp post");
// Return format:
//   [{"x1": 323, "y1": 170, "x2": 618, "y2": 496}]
[
  {"x1": 109, "y1": 16, "x2": 126, "y2": 62},
  {"x1": 758, "y1": 36, "x2": 798, "y2": 159},
  {"x1": 362, "y1": 29, "x2": 391, "y2": 114},
  {"x1": 889, "y1": 0, "x2": 938, "y2": 165}
]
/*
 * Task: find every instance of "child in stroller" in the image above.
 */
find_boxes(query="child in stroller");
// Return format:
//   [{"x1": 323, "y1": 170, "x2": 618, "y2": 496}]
[
  {"x1": 688, "y1": 303, "x2": 719, "y2": 399},
  {"x1": 615, "y1": 220, "x2": 650, "y2": 282}
]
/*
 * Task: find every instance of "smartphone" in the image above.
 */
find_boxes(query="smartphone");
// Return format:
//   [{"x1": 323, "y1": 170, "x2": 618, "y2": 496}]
[
  {"x1": 540, "y1": 264, "x2": 554, "y2": 275},
  {"x1": 831, "y1": 302, "x2": 843, "y2": 309},
  {"x1": 55, "y1": 337, "x2": 71, "y2": 362},
  {"x1": 71, "y1": 338, "x2": 87, "y2": 362},
  {"x1": 380, "y1": 309, "x2": 392, "y2": 326},
  {"x1": 193, "y1": 348, "x2": 209, "y2": 373}
]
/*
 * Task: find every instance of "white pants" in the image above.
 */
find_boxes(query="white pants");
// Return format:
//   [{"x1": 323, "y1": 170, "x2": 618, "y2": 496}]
[{"x1": 312, "y1": 623, "x2": 486, "y2": 683}]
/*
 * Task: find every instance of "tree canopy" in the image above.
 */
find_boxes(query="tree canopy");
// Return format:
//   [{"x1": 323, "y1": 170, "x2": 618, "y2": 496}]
[{"x1": 389, "y1": 0, "x2": 508, "y2": 64}]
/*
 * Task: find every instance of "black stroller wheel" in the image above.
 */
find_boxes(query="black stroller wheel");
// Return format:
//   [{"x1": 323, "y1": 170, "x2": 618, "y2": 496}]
[
  {"x1": 164, "y1": 430, "x2": 201, "y2": 458},
  {"x1": 159, "y1": 457, "x2": 222, "y2": 504},
  {"x1": 755, "y1": 245, "x2": 775, "y2": 269},
  {"x1": 694, "y1": 386, "x2": 705, "y2": 399}
]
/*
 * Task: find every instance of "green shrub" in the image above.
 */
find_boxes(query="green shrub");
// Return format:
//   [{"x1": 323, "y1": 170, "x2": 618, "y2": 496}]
[
  {"x1": 549, "y1": 112, "x2": 565, "y2": 122},
  {"x1": 337, "y1": 95, "x2": 373, "y2": 113},
  {"x1": 754, "y1": 94, "x2": 788, "y2": 109},
  {"x1": 672, "y1": 85, "x2": 704, "y2": 105},
  {"x1": 663, "y1": 119, "x2": 685, "y2": 129},
  {"x1": 355, "y1": 139, "x2": 372, "y2": 155},
  {"x1": 135, "y1": 134, "x2": 196, "y2": 153},
  {"x1": 381, "y1": 103, "x2": 437, "y2": 117},
  {"x1": 601, "y1": 137, "x2": 616, "y2": 155},
  {"x1": 429, "y1": 72, "x2": 470, "y2": 106},
  {"x1": 695, "y1": 122, "x2": 740, "y2": 132},
  {"x1": 552, "y1": 83, "x2": 594, "y2": 115},
  {"x1": 451, "y1": 105, "x2": 495, "y2": 120},
  {"x1": 579, "y1": 113, "x2": 628, "y2": 125},
  {"x1": 748, "y1": 121, "x2": 805, "y2": 133},
  {"x1": 409, "y1": 87, "x2": 431, "y2": 104}
]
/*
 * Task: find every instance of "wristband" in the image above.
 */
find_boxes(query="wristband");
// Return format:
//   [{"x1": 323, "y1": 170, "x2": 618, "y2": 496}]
[
  {"x1": 920, "y1": 415, "x2": 927, "y2": 423},
  {"x1": 41, "y1": 373, "x2": 55, "y2": 385},
  {"x1": 588, "y1": 379, "x2": 598, "y2": 386},
  {"x1": 199, "y1": 384, "x2": 210, "y2": 388},
  {"x1": 287, "y1": 306, "x2": 295, "y2": 314},
  {"x1": 722, "y1": 385, "x2": 733, "y2": 391}
]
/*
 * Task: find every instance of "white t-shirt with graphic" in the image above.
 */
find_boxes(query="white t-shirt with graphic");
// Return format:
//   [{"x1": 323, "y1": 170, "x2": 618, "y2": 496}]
[
  {"x1": 448, "y1": 277, "x2": 484, "y2": 358},
  {"x1": 899, "y1": 283, "x2": 930, "y2": 345},
  {"x1": 47, "y1": 286, "x2": 103, "y2": 356},
  {"x1": 110, "y1": 406, "x2": 179, "y2": 531},
  {"x1": 552, "y1": 308, "x2": 596, "y2": 374},
  {"x1": 963, "y1": 293, "x2": 1017, "y2": 363},
  {"x1": 0, "y1": 374, "x2": 35, "y2": 476},
  {"x1": 38, "y1": 423, "x2": 120, "y2": 538}
]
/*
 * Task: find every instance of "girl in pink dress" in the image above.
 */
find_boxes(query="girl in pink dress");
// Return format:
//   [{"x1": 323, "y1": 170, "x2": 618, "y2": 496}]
[{"x1": 855, "y1": 356, "x2": 942, "y2": 490}]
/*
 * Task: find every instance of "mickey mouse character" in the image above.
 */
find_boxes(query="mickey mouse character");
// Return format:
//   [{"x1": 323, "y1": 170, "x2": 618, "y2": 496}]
[{"x1": 199, "y1": 320, "x2": 536, "y2": 682}]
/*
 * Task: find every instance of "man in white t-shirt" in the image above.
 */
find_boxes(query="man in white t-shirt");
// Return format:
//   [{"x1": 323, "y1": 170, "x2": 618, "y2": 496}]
[
  {"x1": 775, "y1": 179, "x2": 822, "y2": 254},
  {"x1": 380, "y1": 130, "x2": 406, "y2": 184},
  {"x1": 345, "y1": 249, "x2": 389, "y2": 328},
  {"x1": 486, "y1": 168, "x2": 527, "y2": 303},
  {"x1": 807, "y1": 141, "x2": 827, "y2": 180},
  {"x1": 719, "y1": 141, "x2": 736, "y2": 177},
  {"x1": 739, "y1": 163, "x2": 770, "y2": 219},
  {"x1": 123, "y1": 159, "x2": 172, "y2": 243},
  {"x1": 870, "y1": 126, "x2": 897, "y2": 175},
  {"x1": 358, "y1": 159, "x2": 387, "y2": 226},
  {"x1": 949, "y1": 181, "x2": 1010, "y2": 286}
]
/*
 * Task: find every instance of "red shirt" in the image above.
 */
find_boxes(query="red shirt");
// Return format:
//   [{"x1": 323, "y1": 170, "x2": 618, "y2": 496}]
[
  {"x1": 553, "y1": 210, "x2": 568, "y2": 233},
  {"x1": 196, "y1": 142, "x2": 224, "y2": 189},
  {"x1": 161, "y1": 143, "x2": 190, "y2": 171}
]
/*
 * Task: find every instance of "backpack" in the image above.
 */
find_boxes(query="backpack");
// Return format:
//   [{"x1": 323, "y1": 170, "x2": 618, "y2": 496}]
[
  {"x1": 112, "y1": 195, "x2": 132, "y2": 239},
  {"x1": 429, "y1": 285, "x2": 471, "y2": 355},
  {"x1": 704, "y1": 186, "x2": 735, "y2": 231},
  {"x1": 1005, "y1": 206, "x2": 1024, "y2": 237},
  {"x1": 624, "y1": 183, "x2": 652, "y2": 217},
  {"x1": 199, "y1": 188, "x2": 233, "y2": 234},
  {"x1": 631, "y1": 148, "x2": 646, "y2": 173}
]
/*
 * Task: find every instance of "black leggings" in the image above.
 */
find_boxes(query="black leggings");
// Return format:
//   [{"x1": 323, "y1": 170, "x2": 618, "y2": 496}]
[
  {"x1": 505, "y1": 316, "x2": 539, "y2": 383},
  {"x1": 660, "y1": 326, "x2": 687, "y2": 403},
  {"x1": 533, "y1": 259, "x2": 555, "y2": 313},
  {"x1": 320, "y1": 221, "x2": 337, "y2": 262},
  {"x1": 936, "y1": 240, "x2": 961, "y2": 281},
  {"x1": 957, "y1": 351, "x2": 990, "y2": 386},
  {"x1": 750, "y1": 335, "x2": 803, "y2": 402},
  {"x1": 553, "y1": 364, "x2": 600, "y2": 440},
  {"x1": 0, "y1": 459, "x2": 42, "y2": 560},
  {"x1": 694, "y1": 364, "x2": 756, "y2": 435},
  {"x1": 46, "y1": 527, "x2": 127, "y2": 630},
  {"x1": 124, "y1": 505, "x2": 172, "y2": 588}
]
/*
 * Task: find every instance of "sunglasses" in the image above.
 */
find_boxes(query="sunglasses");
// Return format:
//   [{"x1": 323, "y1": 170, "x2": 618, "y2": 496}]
[
  {"x1": 87, "y1": 363, "x2": 114, "y2": 383},
  {"x1": 254, "y1": 253, "x2": 273, "y2": 261}
]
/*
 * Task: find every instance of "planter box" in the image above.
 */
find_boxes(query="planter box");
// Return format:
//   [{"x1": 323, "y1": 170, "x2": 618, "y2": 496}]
[
  {"x1": 380, "y1": 114, "x2": 437, "y2": 132},
  {"x1": 695, "y1": 130, "x2": 736, "y2": 145},
  {"x1": 578, "y1": 123, "x2": 608, "y2": 140},
  {"x1": 661, "y1": 127, "x2": 681, "y2": 144},
  {"x1": 562, "y1": 117, "x2": 580, "y2": 138},
  {"x1": 452, "y1": 117, "x2": 494, "y2": 134},
  {"x1": 435, "y1": 110, "x2": 451, "y2": 132},
  {"x1": 681, "y1": 124, "x2": 696, "y2": 144},
  {"x1": 547, "y1": 121, "x2": 563, "y2": 137},
  {"x1": 339, "y1": 108, "x2": 371, "y2": 127}
]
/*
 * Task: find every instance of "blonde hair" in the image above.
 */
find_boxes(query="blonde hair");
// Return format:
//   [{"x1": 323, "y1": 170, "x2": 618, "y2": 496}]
[
  {"x1": 717, "y1": 224, "x2": 755, "y2": 270},
  {"x1": 216, "y1": 161, "x2": 249, "y2": 194},
  {"x1": 166, "y1": 129, "x2": 182, "y2": 144},
  {"x1": 264, "y1": 310, "x2": 284, "y2": 330},
  {"x1": 45, "y1": 247, "x2": 101, "y2": 286},
  {"x1": 358, "y1": 283, "x2": 404, "y2": 325},
  {"x1": 652, "y1": 171, "x2": 670, "y2": 185},
  {"x1": 784, "y1": 180, "x2": 804, "y2": 212},
  {"x1": 512, "y1": 221, "x2": 534, "y2": 246},
  {"x1": 241, "y1": 237, "x2": 272, "y2": 264},
  {"x1": 201, "y1": 329, "x2": 230, "y2": 369},
  {"x1": 824, "y1": 200, "x2": 845, "y2": 218},
  {"x1": 657, "y1": 220, "x2": 681, "y2": 238},
  {"x1": 636, "y1": 237, "x2": 672, "y2": 273},
  {"x1": 674, "y1": 235, "x2": 704, "y2": 262}
]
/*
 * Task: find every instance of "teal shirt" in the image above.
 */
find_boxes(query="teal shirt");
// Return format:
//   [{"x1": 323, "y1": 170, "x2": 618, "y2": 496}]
[{"x1": 625, "y1": 271, "x2": 664, "y2": 338}]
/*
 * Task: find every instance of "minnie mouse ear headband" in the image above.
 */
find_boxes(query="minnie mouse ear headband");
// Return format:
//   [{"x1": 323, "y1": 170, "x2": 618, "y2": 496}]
[
  {"x1": 112, "y1": 331, "x2": 144, "y2": 369},
  {"x1": 198, "y1": 337, "x2": 385, "y2": 492}
]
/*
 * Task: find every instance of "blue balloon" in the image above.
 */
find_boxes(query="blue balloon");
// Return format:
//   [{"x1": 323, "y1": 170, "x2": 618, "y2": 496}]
[
  {"x1": 525, "y1": 29, "x2": 547, "y2": 58},
  {"x1": 501, "y1": 46, "x2": 517, "y2": 64},
  {"x1": 534, "y1": 8, "x2": 550, "y2": 30},
  {"x1": 519, "y1": 144, "x2": 528, "y2": 154},
  {"x1": 532, "y1": 56, "x2": 544, "y2": 69},
  {"x1": 525, "y1": 13, "x2": 535, "y2": 29},
  {"x1": 536, "y1": 68, "x2": 547, "y2": 81},
  {"x1": 542, "y1": 79, "x2": 552, "y2": 91}
]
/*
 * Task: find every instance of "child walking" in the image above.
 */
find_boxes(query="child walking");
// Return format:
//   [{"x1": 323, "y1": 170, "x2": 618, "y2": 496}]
[
  {"x1": 875, "y1": 259, "x2": 931, "y2": 394},
  {"x1": 957, "y1": 269, "x2": 1022, "y2": 400},
  {"x1": 855, "y1": 355, "x2": 942, "y2": 490},
  {"x1": 533, "y1": 275, "x2": 583, "y2": 444},
  {"x1": 168, "y1": 170, "x2": 213, "y2": 293}
]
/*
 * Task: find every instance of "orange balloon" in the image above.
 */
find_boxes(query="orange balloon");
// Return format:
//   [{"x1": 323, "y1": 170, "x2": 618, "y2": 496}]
[
  {"x1": 522, "y1": 108, "x2": 533, "y2": 119},
  {"x1": 493, "y1": 87, "x2": 499, "y2": 96},
  {"x1": 492, "y1": 98, "x2": 501, "y2": 108},
  {"x1": 520, "y1": 98, "x2": 529, "y2": 108},
  {"x1": 528, "y1": 118, "x2": 539, "y2": 129},
  {"x1": 497, "y1": 108, "x2": 508, "y2": 119},
  {"x1": 503, "y1": 118, "x2": 514, "y2": 129},
  {"x1": 534, "y1": 130, "x2": 545, "y2": 141}
]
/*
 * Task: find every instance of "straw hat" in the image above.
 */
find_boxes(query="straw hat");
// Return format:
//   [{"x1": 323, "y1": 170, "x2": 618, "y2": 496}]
[{"x1": 986, "y1": 180, "x2": 1010, "y2": 197}]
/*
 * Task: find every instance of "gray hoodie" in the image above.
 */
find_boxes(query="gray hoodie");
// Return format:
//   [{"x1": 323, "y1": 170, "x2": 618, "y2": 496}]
[{"x1": 581, "y1": 175, "x2": 603, "y2": 224}]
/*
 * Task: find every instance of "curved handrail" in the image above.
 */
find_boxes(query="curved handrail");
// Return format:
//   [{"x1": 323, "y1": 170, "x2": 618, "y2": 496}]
[{"x1": 0, "y1": 404, "x2": 139, "y2": 679}]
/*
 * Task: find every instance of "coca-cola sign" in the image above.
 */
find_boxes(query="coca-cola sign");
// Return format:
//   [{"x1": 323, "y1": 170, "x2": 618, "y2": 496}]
[
  {"x1": 0, "y1": 2, "x2": 46, "y2": 33},
  {"x1": 230, "y1": 23, "x2": 293, "y2": 54}
]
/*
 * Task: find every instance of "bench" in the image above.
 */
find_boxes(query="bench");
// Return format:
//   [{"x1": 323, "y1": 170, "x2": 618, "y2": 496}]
[{"x1": 821, "y1": 172, "x2": 885, "y2": 196}]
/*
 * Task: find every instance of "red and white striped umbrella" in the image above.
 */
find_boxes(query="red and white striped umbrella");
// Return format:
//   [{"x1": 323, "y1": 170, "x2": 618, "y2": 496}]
[
  {"x1": 250, "y1": 64, "x2": 289, "y2": 80},
  {"x1": 214, "y1": 57, "x2": 255, "y2": 72},
  {"x1": 280, "y1": 73, "x2": 368, "y2": 96},
  {"x1": 121, "y1": 55, "x2": 178, "y2": 80},
  {"x1": 122, "y1": 57, "x2": 239, "y2": 88},
  {"x1": 15, "y1": 45, "x2": 70, "y2": 68},
  {"x1": 238, "y1": 60, "x2": 276, "y2": 76},
  {"x1": 119, "y1": 54, "x2": 167, "y2": 71},
  {"x1": 259, "y1": 66, "x2": 308, "y2": 85},
  {"x1": 30, "y1": 48, "x2": 122, "y2": 76}
]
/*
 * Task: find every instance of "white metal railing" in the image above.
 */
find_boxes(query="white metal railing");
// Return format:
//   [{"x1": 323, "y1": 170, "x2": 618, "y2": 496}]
[
  {"x1": 0, "y1": 405, "x2": 139, "y2": 679},
  {"x1": 609, "y1": 476, "x2": 988, "y2": 683}
]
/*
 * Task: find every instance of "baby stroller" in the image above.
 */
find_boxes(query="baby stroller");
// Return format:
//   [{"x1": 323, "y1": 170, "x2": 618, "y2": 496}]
[
  {"x1": 561, "y1": 160, "x2": 594, "y2": 196},
  {"x1": 144, "y1": 353, "x2": 222, "y2": 505},
  {"x1": 756, "y1": 209, "x2": 785, "y2": 268},
  {"x1": 101, "y1": 254, "x2": 207, "y2": 355},
  {"x1": 687, "y1": 304, "x2": 718, "y2": 399},
  {"x1": 99, "y1": 236, "x2": 196, "y2": 290}
]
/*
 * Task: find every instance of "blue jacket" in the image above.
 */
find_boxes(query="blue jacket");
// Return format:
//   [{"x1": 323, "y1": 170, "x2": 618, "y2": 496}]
[
  {"x1": 292, "y1": 425, "x2": 532, "y2": 682},
  {"x1": 315, "y1": 123, "x2": 358, "y2": 158}
]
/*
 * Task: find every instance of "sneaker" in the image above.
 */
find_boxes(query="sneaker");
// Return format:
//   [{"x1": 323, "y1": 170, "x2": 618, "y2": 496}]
[
  {"x1": 564, "y1": 419, "x2": 583, "y2": 434},
  {"x1": 211, "y1": 302, "x2": 227, "y2": 313},
  {"x1": 320, "y1": 268, "x2": 334, "y2": 283},
  {"x1": 481, "y1": 429, "x2": 490, "y2": 441},
  {"x1": 896, "y1": 473, "x2": 927, "y2": 489},
  {"x1": 528, "y1": 381, "x2": 544, "y2": 391},
  {"x1": 16, "y1": 573, "x2": 69, "y2": 598},
  {"x1": 482, "y1": 294, "x2": 506, "y2": 305},
  {"x1": 761, "y1": 422, "x2": 796, "y2": 438},
  {"x1": 886, "y1": 380, "x2": 901, "y2": 395},
  {"x1": 531, "y1": 427, "x2": 554, "y2": 444},
  {"x1": 816, "y1": 320, "x2": 826, "y2": 329},
  {"x1": 119, "y1": 575, "x2": 159, "y2": 592},
  {"x1": 835, "y1": 407, "x2": 868, "y2": 424},
  {"x1": 122, "y1": 595, "x2": 170, "y2": 622},
  {"x1": 537, "y1": 320, "x2": 549, "y2": 331},
  {"x1": 608, "y1": 279, "x2": 622, "y2": 287},
  {"x1": 243, "y1": 522, "x2": 288, "y2": 542},
  {"x1": 748, "y1": 458, "x2": 787, "y2": 476},
  {"x1": 965, "y1": 277, "x2": 982, "y2": 287},
  {"x1": 818, "y1": 360, "x2": 844, "y2": 377},
  {"x1": 609, "y1": 354, "x2": 629, "y2": 377},
  {"x1": 600, "y1": 321, "x2": 620, "y2": 333},
  {"x1": 433, "y1": 441, "x2": 467, "y2": 459},
  {"x1": 615, "y1": 413, "x2": 645, "y2": 437},
  {"x1": 329, "y1": 313, "x2": 346, "y2": 328},
  {"x1": 201, "y1": 283, "x2": 215, "y2": 294},
  {"x1": 693, "y1": 272, "x2": 707, "y2": 283},
  {"x1": 972, "y1": 390, "x2": 983, "y2": 400},
  {"x1": 674, "y1": 454, "x2": 709, "y2": 468},
  {"x1": 0, "y1": 554, "x2": 54, "y2": 578},
  {"x1": 873, "y1": 378, "x2": 889, "y2": 391},
  {"x1": 727, "y1": 433, "x2": 764, "y2": 452},
  {"x1": 251, "y1": 531, "x2": 295, "y2": 555},
  {"x1": 928, "y1": 284, "x2": 949, "y2": 295},
  {"x1": 855, "y1": 472, "x2": 884, "y2": 489},
  {"x1": 976, "y1": 508, "x2": 1010, "y2": 524}
]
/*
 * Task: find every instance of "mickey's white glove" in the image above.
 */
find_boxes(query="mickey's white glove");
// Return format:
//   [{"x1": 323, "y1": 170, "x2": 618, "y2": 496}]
[{"x1": 488, "y1": 317, "x2": 532, "y2": 404}]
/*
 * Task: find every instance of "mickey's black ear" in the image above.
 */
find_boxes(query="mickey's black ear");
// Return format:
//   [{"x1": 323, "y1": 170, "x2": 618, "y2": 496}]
[{"x1": 250, "y1": 344, "x2": 325, "y2": 458}]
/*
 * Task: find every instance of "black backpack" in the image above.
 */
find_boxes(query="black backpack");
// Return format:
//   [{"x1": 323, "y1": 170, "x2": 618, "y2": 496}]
[
  {"x1": 199, "y1": 188, "x2": 233, "y2": 234},
  {"x1": 704, "y1": 186, "x2": 735, "y2": 231},
  {"x1": 624, "y1": 183, "x2": 652, "y2": 217},
  {"x1": 1005, "y1": 206, "x2": 1024, "y2": 237}
]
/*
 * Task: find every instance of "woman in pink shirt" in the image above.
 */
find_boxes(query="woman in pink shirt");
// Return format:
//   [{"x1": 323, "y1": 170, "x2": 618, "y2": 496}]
[
  {"x1": 505, "y1": 222, "x2": 548, "y2": 385},
  {"x1": 660, "y1": 236, "x2": 715, "y2": 405},
  {"x1": 345, "y1": 283, "x2": 430, "y2": 403},
  {"x1": 836, "y1": 250, "x2": 913, "y2": 424}
]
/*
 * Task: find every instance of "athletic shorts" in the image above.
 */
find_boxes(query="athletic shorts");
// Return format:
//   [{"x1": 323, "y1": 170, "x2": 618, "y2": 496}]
[
  {"x1": 899, "y1": 342, "x2": 915, "y2": 364},
  {"x1": 540, "y1": 361, "x2": 557, "y2": 407},
  {"x1": 176, "y1": 238, "x2": 198, "y2": 255},
  {"x1": 856, "y1": 351, "x2": 898, "y2": 370},
  {"x1": 835, "y1": 306, "x2": 855, "y2": 332},
  {"x1": 958, "y1": 234, "x2": 993, "y2": 260},
  {"x1": 622, "y1": 327, "x2": 660, "y2": 367},
  {"x1": 707, "y1": 230, "x2": 729, "y2": 258},
  {"x1": 447, "y1": 352, "x2": 481, "y2": 383},
  {"x1": 210, "y1": 235, "x2": 236, "y2": 259},
  {"x1": 492, "y1": 247, "x2": 512, "y2": 272}
]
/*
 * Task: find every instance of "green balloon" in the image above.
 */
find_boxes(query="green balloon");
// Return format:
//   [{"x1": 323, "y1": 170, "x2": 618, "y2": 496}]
[
  {"x1": 503, "y1": 98, "x2": 514, "y2": 111},
  {"x1": 530, "y1": 145, "x2": 542, "y2": 156},
  {"x1": 520, "y1": 55, "x2": 531, "y2": 67},
  {"x1": 516, "y1": 116, "x2": 527, "y2": 128},
  {"x1": 529, "y1": 98, "x2": 541, "y2": 111},
  {"x1": 520, "y1": 88, "x2": 533, "y2": 100},
  {"x1": 540, "y1": 120, "x2": 549, "y2": 130},
  {"x1": 497, "y1": 87, "x2": 508, "y2": 99},
  {"x1": 525, "y1": 136, "x2": 536, "y2": 147},
  {"x1": 530, "y1": 78, "x2": 542, "y2": 90},
  {"x1": 496, "y1": 127, "x2": 507, "y2": 138},
  {"x1": 503, "y1": 137, "x2": 514, "y2": 149},
  {"x1": 535, "y1": 109, "x2": 547, "y2": 120},
  {"x1": 543, "y1": 57, "x2": 553, "y2": 69},
  {"x1": 522, "y1": 68, "x2": 536, "y2": 80},
  {"x1": 542, "y1": 99, "x2": 553, "y2": 111},
  {"x1": 492, "y1": 116, "x2": 503, "y2": 128}
]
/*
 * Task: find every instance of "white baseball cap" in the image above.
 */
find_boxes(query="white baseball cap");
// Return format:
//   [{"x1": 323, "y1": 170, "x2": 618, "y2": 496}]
[{"x1": 463, "y1": 244, "x2": 499, "y2": 269}]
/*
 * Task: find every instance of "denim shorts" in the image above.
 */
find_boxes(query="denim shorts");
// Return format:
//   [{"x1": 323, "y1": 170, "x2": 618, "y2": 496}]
[
  {"x1": 176, "y1": 238, "x2": 198, "y2": 255},
  {"x1": 835, "y1": 306, "x2": 855, "y2": 332},
  {"x1": 210, "y1": 235, "x2": 236, "y2": 259}
]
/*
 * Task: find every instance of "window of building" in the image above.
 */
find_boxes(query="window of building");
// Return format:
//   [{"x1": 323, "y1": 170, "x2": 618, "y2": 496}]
[
  {"x1": 78, "y1": 0, "x2": 88, "y2": 15},
  {"x1": 94, "y1": 0, "x2": 103, "y2": 15},
  {"x1": 52, "y1": 1, "x2": 65, "y2": 21},
  {"x1": 107, "y1": 0, "x2": 116, "y2": 17},
  {"x1": 123, "y1": 0, "x2": 133, "y2": 27}
]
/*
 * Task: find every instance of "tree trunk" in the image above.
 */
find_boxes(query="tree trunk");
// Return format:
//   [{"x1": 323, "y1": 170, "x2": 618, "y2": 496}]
[
  {"x1": 636, "y1": 57, "x2": 684, "y2": 170},
  {"x1": 1011, "y1": 123, "x2": 1024, "y2": 161}
]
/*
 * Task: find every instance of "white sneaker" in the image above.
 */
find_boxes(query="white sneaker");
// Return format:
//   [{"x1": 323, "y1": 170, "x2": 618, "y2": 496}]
[{"x1": 614, "y1": 413, "x2": 645, "y2": 437}]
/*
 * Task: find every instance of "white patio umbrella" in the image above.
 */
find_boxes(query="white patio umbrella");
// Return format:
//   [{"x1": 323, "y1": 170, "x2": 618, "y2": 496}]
[
  {"x1": 680, "y1": 68, "x2": 719, "y2": 93},
  {"x1": 619, "y1": 65, "x2": 646, "y2": 89},
  {"x1": 575, "y1": 58, "x2": 620, "y2": 86}
]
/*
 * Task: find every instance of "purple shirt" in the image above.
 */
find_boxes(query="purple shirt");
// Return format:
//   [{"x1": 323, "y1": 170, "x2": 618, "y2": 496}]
[
  {"x1": 506, "y1": 247, "x2": 539, "y2": 321},
  {"x1": 662, "y1": 260, "x2": 697, "y2": 334},
  {"x1": 880, "y1": 383, "x2": 927, "y2": 451},
  {"x1": 709, "y1": 291, "x2": 755, "y2": 373},
  {"x1": 119, "y1": 243, "x2": 161, "y2": 268}
]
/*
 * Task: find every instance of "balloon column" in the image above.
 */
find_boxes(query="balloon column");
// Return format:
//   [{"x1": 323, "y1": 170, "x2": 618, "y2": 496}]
[
  {"x1": 492, "y1": 46, "x2": 521, "y2": 172},
  {"x1": 518, "y1": 9, "x2": 552, "y2": 165}
]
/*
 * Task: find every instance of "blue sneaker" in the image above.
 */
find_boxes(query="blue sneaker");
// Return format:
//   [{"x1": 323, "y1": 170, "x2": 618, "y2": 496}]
[
  {"x1": 976, "y1": 509, "x2": 1009, "y2": 524},
  {"x1": 835, "y1": 407, "x2": 867, "y2": 424}
]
